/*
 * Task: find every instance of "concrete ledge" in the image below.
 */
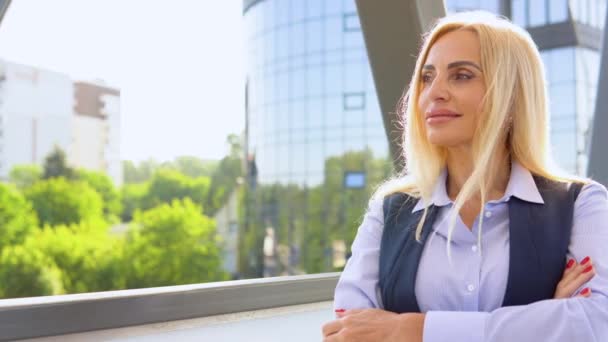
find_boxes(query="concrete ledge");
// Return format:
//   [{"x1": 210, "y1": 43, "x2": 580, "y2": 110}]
[{"x1": 0, "y1": 273, "x2": 340, "y2": 341}]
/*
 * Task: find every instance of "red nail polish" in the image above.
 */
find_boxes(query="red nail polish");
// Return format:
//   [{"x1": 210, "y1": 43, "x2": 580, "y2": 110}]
[
  {"x1": 335, "y1": 309, "x2": 345, "y2": 313},
  {"x1": 566, "y1": 259, "x2": 575, "y2": 268},
  {"x1": 581, "y1": 288, "x2": 590, "y2": 295},
  {"x1": 581, "y1": 256, "x2": 591, "y2": 265},
  {"x1": 583, "y1": 265, "x2": 593, "y2": 273}
]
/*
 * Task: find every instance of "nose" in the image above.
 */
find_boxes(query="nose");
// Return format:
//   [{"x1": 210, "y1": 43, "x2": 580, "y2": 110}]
[{"x1": 426, "y1": 75, "x2": 450, "y2": 102}]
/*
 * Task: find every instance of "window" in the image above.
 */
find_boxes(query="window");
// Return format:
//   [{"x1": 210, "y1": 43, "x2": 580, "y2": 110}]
[
  {"x1": 343, "y1": 13, "x2": 360, "y2": 32},
  {"x1": 344, "y1": 171, "x2": 366, "y2": 189},
  {"x1": 343, "y1": 92, "x2": 366, "y2": 110}
]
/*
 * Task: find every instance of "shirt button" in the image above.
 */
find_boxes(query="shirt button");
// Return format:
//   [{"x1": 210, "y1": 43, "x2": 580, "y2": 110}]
[
  {"x1": 484, "y1": 211, "x2": 492, "y2": 218},
  {"x1": 467, "y1": 284, "x2": 476, "y2": 292},
  {"x1": 471, "y1": 245, "x2": 478, "y2": 252}
]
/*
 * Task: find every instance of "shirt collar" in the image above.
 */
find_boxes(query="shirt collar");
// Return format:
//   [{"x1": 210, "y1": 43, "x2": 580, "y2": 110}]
[{"x1": 412, "y1": 160, "x2": 544, "y2": 213}]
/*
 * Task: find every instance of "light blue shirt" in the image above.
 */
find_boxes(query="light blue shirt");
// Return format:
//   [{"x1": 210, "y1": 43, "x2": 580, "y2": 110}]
[{"x1": 334, "y1": 162, "x2": 608, "y2": 341}]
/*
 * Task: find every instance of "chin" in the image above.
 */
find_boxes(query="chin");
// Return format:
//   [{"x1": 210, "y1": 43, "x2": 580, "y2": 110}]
[{"x1": 426, "y1": 133, "x2": 467, "y2": 148}]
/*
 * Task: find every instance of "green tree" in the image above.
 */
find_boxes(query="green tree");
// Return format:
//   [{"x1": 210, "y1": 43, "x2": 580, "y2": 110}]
[
  {"x1": 43, "y1": 145, "x2": 74, "y2": 180},
  {"x1": 9, "y1": 164, "x2": 42, "y2": 189},
  {"x1": 0, "y1": 245, "x2": 65, "y2": 299},
  {"x1": 76, "y1": 169, "x2": 122, "y2": 223},
  {"x1": 123, "y1": 159, "x2": 160, "y2": 184},
  {"x1": 206, "y1": 134, "x2": 243, "y2": 215},
  {"x1": 124, "y1": 199, "x2": 227, "y2": 288},
  {"x1": 141, "y1": 169, "x2": 210, "y2": 211},
  {"x1": 23, "y1": 224, "x2": 125, "y2": 294},
  {"x1": 25, "y1": 178, "x2": 104, "y2": 226},
  {"x1": 121, "y1": 183, "x2": 148, "y2": 222},
  {"x1": 168, "y1": 156, "x2": 217, "y2": 178},
  {"x1": 0, "y1": 183, "x2": 38, "y2": 252}
]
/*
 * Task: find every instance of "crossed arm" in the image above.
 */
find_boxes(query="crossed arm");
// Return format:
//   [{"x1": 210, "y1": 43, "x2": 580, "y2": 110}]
[{"x1": 322, "y1": 182, "x2": 608, "y2": 342}]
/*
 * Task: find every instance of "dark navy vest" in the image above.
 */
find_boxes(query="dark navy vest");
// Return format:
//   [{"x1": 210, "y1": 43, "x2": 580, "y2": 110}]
[{"x1": 378, "y1": 176, "x2": 583, "y2": 313}]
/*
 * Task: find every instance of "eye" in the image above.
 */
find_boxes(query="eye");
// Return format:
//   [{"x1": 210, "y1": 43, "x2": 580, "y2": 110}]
[
  {"x1": 421, "y1": 73, "x2": 433, "y2": 83},
  {"x1": 454, "y1": 73, "x2": 473, "y2": 81}
]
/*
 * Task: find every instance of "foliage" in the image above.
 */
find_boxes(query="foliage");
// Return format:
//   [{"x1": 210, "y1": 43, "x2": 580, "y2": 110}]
[
  {"x1": 0, "y1": 245, "x2": 65, "y2": 299},
  {"x1": 43, "y1": 145, "x2": 74, "y2": 180},
  {"x1": 239, "y1": 148, "x2": 393, "y2": 276},
  {"x1": 76, "y1": 169, "x2": 122, "y2": 223},
  {"x1": 123, "y1": 199, "x2": 227, "y2": 288},
  {"x1": 123, "y1": 157, "x2": 217, "y2": 184},
  {"x1": 22, "y1": 225, "x2": 125, "y2": 293},
  {"x1": 0, "y1": 183, "x2": 38, "y2": 252},
  {"x1": 121, "y1": 183, "x2": 148, "y2": 222},
  {"x1": 25, "y1": 178, "x2": 104, "y2": 226},
  {"x1": 141, "y1": 169, "x2": 211, "y2": 212},
  {"x1": 123, "y1": 159, "x2": 159, "y2": 184},
  {"x1": 9, "y1": 164, "x2": 42, "y2": 189},
  {"x1": 206, "y1": 134, "x2": 243, "y2": 216}
]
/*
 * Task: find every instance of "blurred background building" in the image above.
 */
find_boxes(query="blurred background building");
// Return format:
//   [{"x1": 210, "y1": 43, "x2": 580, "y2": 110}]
[
  {"x1": 73, "y1": 81, "x2": 122, "y2": 185},
  {"x1": 0, "y1": 59, "x2": 122, "y2": 184},
  {"x1": 242, "y1": 0, "x2": 607, "y2": 276}
]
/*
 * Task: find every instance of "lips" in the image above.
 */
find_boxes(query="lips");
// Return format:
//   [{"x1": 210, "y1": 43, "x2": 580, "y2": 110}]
[{"x1": 425, "y1": 109, "x2": 462, "y2": 124}]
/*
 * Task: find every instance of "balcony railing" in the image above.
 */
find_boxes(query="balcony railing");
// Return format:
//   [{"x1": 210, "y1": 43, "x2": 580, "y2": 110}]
[{"x1": 0, "y1": 273, "x2": 339, "y2": 341}]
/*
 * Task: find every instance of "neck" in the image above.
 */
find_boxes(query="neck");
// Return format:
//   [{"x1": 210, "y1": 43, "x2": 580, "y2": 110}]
[{"x1": 445, "y1": 145, "x2": 511, "y2": 201}]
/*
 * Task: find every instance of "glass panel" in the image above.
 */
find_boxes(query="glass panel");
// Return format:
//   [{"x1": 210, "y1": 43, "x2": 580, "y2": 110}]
[
  {"x1": 291, "y1": 99, "x2": 307, "y2": 130},
  {"x1": 307, "y1": 20, "x2": 324, "y2": 53},
  {"x1": 307, "y1": 66, "x2": 324, "y2": 98},
  {"x1": 308, "y1": 140, "x2": 325, "y2": 172},
  {"x1": 343, "y1": 0, "x2": 357, "y2": 12},
  {"x1": 308, "y1": 98, "x2": 324, "y2": 129},
  {"x1": 292, "y1": 68, "x2": 306, "y2": 100},
  {"x1": 326, "y1": 96, "x2": 343, "y2": 127},
  {"x1": 549, "y1": 83, "x2": 576, "y2": 117},
  {"x1": 344, "y1": 93, "x2": 365, "y2": 110},
  {"x1": 292, "y1": 143, "x2": 308, "y2": 173},
  {"x1": 325, "y1": 18, "x2": 343, "y2": 51},
  {"x1": 325, "y1": 64, "x2": 343, "y2": 95},
  {"x1": 344, "y1": 62, "x2": 365, "y2": 93},
  {"x1": 291, "y1": 23, "x2": 306, "y2": 56},
  {"x1": 290, "y1": 0, "x2": 307, "y2": 22},
  {"x1": 529, "y1": 0, "x2": 547, "y2": 27},
  {"x1": 549, "y1": 47, "x2": 575, "y2": 84},
  {"x1": 512, "y1": 0, "x2": 527, "y2": 27},
  {"x1": 276, "y1": 27, "x2": 289, "y2": 60},
  {"x1": 343, "y1": 13, "x2": 361, "y2": 32},
  {"x1": 276, "y1": 0, "x2": 290, "y2": 26},
  {"x1": 308, "y1": 0, "x2": 324, "y2": 18},
  {"x1": 325, "y1": 0, "x2": 343, "y2": 16},
  {"x1": 589, "y1": 0, "x2": 598, "y2": 27}
]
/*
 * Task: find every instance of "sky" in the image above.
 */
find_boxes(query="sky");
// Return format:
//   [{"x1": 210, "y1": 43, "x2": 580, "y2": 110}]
[{"x1": 0, "y1": 0, "x2": 245, "y2": 163}]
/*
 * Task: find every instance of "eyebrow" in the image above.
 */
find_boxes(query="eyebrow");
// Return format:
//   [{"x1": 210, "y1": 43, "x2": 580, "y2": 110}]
[{"x1": 422, "y1": 61, "x2": 482, "y2": 71}]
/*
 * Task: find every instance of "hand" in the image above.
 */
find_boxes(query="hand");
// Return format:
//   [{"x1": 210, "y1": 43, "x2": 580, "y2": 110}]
[
  {"x1": 321, "y1": 309, "x2": 424, "y2": 342},
  {"x1": 554, "y1": 256, "x2": 595, "y2": 299}
]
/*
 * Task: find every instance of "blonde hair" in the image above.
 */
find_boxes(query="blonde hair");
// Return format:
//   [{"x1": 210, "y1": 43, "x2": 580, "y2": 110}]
[{"x1": 374, "y1": 11, "x2": 585, "y2": 258}]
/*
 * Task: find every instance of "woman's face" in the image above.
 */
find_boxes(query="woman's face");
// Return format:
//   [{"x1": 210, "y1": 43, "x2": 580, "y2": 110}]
[{"x1": 417, "y1": 29, "x2": 486, "y2": 148}]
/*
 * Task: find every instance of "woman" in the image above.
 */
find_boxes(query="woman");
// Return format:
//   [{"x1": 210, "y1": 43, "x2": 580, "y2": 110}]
[{"x1": 322, "y1": 11, "x2": 607, "y2": 342}]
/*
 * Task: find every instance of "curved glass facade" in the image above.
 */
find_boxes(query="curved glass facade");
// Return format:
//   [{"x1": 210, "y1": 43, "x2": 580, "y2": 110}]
[
  {"x1": 244, "y1": 0, "x2": 389, "y2": 187},
  {"x1": 242, "y1": 0, "x2": 392, "y2": 277},
  {"x1": 242, "y1": 0, "x2": 605, "y2": 278}
]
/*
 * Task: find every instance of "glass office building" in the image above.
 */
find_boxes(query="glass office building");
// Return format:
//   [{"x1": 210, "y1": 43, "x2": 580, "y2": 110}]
[{"x1": 243, "y1": 0, "x2": 606, "y2": 276}]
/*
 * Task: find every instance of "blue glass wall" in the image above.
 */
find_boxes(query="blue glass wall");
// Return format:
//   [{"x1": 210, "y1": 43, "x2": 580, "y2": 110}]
[
  {"x1": 244, "y1": 0, "x2": 388, "y2": 187},
  {"x1": 242, "y1": 0, "x2": 605, "y2": 276}
]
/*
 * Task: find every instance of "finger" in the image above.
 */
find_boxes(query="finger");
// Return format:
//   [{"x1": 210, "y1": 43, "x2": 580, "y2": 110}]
[
  {"x1": 562, "y1": 258, "x2": 577, "y2": 277},
  {"x1": 561, "y1": 257, "x2": 592, "y2": 285},
  {"x1": 576, "y1": 288, "x2": 592, "y2": 298},
  {"x1": 340, "y1": 309, "x2": 365, "y2": 317},
  {"x1": 556, "y1": 262, "x2": 595, "y2": 298},
  {"x1": 321, "y1": 320, "x2": 343, "y2": 337}
]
